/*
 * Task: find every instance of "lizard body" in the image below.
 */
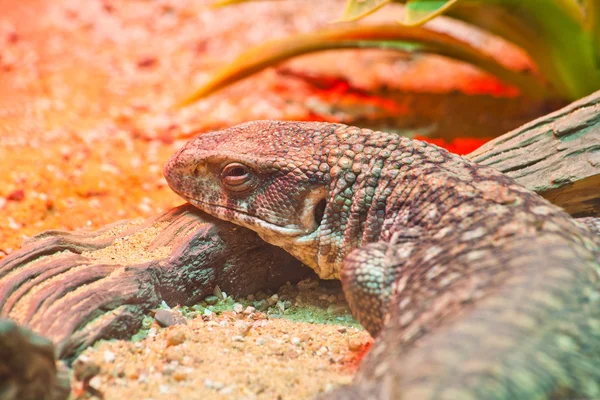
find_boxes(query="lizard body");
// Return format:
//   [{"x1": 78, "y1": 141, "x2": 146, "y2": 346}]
[{"x1": 165, "y1": 120, "x2": 600, "y2": 399}]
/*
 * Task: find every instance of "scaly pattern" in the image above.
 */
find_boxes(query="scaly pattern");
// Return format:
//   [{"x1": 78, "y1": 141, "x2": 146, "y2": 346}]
[{"x1": 165, "y1": 120, "x2": 600, "y2": 399}]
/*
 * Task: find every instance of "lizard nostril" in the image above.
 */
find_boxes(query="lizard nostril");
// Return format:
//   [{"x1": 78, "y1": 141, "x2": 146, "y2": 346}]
[{"x1": 314, "y1": 199, "x2": 327, "y2": 226}]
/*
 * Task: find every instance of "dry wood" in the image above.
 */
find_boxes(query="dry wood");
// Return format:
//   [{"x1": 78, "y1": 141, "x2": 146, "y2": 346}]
[
  {"x1": 0, "y1": 204, "x2": 307, "y2": 361},
  {"x1": 467, "y1": 90, "x2": 600, "y2": 217}
]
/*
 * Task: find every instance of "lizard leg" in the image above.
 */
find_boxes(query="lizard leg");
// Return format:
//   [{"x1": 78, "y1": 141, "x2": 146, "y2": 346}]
[{"x1": 340, "y1": 233, "x2": 416, "y2": 337}]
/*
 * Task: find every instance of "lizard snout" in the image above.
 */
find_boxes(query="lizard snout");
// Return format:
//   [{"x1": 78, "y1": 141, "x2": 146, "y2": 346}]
[{"x1": 163, "y1": 146, "x2": 197, "y2": 200}]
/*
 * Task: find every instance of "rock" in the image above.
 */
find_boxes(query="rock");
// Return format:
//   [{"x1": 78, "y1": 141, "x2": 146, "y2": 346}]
[
  {"x1": 155, "y1": 309, "x2": 187, "y2": 328},
  {"x1": 166, "y1": 330, "x2": 187, "y2": 347}
]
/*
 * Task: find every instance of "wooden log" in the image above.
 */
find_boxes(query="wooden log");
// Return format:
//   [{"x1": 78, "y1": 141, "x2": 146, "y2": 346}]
[
  {"x1": 0, "y1": 204, "x2": 308, "y2": 362},
  {"x1": 467, "y1": 90, "x2": 600, "y2": 217}
]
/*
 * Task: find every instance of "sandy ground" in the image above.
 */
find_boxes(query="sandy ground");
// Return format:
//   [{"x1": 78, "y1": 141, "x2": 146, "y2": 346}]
[
  {"x1": 72, "y1": 279, "x2": 372, "y2": 400},
  {"x1": 0, "y1": 1, "x2": 555, "y2": 398}
]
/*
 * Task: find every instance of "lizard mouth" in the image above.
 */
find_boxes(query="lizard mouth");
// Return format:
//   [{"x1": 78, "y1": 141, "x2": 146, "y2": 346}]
[{"x1": 184, "y1": 197, "x2": 307, "y2": 238}]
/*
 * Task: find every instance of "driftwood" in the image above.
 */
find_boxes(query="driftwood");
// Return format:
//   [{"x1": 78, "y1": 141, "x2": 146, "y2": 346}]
[
  {"x1": 0, "y1": 204, "x2": 307, "y2": 363},
  {"x1": 467, "y1": 90, "x2": 600, "y2": 217}
]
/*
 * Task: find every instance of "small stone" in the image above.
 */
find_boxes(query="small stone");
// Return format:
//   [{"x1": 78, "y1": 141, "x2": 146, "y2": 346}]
[
  {"x1": 254, "y1": 299, "x2": 268, "y2": 310},
  {"x1": 235, "y1": 321, "x2": 251, "y2": 336},
  {"x1": 103, "y1": 350, "x2": 115, "y2": 363},
  {"x1": 243, "y1": 306, "x2": 255, "y2": 315},
  {"x1": 204, "y1": 379, "x2": 225, "y2": 390},
  {"x1": 172, "y1": 370, "x2": 188, "y2": 382},
  {"x1": 327, "y1": 295, "x2": 337, "y2": 303},
  {"x1": 348, "y1": 339, "x2": 363, "y2": 352},
  {"x1": 164, "y1": 347, "x2": 183, "y2": 362},
  {"x1": 232, "y1": 335, "x2": 244, "y2": 342},
  {"x1": 155, "y1": 309, "x2": 187, "y2": 327},
  {"x1": 233, "y1": 303, "x2": 243, "y2": 313},
  {"x1": 89, "y1": 376, "x2": 102, "y2": 388},
  {"x1": 267, "y1": 294, "x2": 279, "y2": 306},
  {"x1": 327, "y1": 304, "x2": 349, "y2": 315},
  {"x1": 246, "y1": 294, "x2": 255, "y2": 301},
  {"x1": 252, "y1": 312, "x2": 268, "y2": 320},
  {"x1": 337, "y1": 327, "x2": 347, "y2": 334},
  {"x1": 297, "y1": 278, "x2": 319, "y2": 292},
  {"x1": 256, "y1": 338, "x2": 266, "y2": 346},
  {"x1": 163, "y1": 364, "x2": 176, "y2": 375},
  {"x1": 291, "y1": 337, "x2": 301, "y2": 345},
  {"x1": 6, "y1": 189, "x2": 24, "y2": 201},
  {"x1": 276, "y1": 301, "x2": 285, "y2": 312},
  {"x1": 73, "y1": 357, "x2": 101, "y2": 382},
  {"x1": 166, "y1": 330, "x2": 186, "y2": 347},
  {"x1": 137, "y1": 56, "x2": 157, "y2": 68},
  {"x1": 204, "y1": 295, "x2": 219, "y2": 305}
]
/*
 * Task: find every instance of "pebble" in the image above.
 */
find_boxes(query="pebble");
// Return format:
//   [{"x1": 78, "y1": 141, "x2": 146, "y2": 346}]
[
  {"x1": 164, "y1": 347, "x2": 183, "y2": 362},
  {"x1": 348, "y1": 338, "x2": 363, "y2": 352},
  {"x1": 233, "y1": 303, "x2": 243, "y2": 313},
  {"x1": 166, "y1": 330, "x2": 186, "y2": 347},
  {"x1": 243, "y1": 306, "x2": 255, "y2": 315},
  {"x1": 297, "y1": 278, "x2": 319, "y2": 292},
  {"x1": 291, "y1": 337, "x2": 301, "y2": 345},
  {"x1": 315, "y1": 346, "x2": 329, "y2": 356},
  {"x1": 326, "y1": 304, "x2": 349, "y2": 315},
  {"x1": 204, "y1": 379, "x2": 225, "y2": 390},
  {"x1": 172, "y1": 370, "x2": 188, "y2": 382},
  {"x1": 155, "y1": 309, "x2": 187, "y2": 327},
  {"x1": 159, "y1": 385, "x2": 169, "y2": 394},
  {"x1": 235, "y1": 321, "x2": 251, "y2": 336},
  {"x1": 73, "y1": 356, "x2": 101, "y2": 382},
  {"x1": 6, "y1": 189, "x2": 24, "y2": 201},
  {"x1": 103, "y1": 350, "x2": 115, "y2": 363},
  {"x1": 254, "y1": 299, "x2": 268, "y2": 310},
  {"x1": 267, "y1": 294, "x2": 279, "y2": 306},
  {"x1": 276, "y1": 300, "x2": 285, "y2": 312},
  {"x1": 162, "y1": 364, "x2": 176, "y2": 375}
]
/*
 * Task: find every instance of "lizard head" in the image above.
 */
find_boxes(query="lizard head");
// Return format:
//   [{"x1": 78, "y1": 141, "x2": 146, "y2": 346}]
[{"x1": 165, "y1": 120, "x2": 348, "y2": 277}]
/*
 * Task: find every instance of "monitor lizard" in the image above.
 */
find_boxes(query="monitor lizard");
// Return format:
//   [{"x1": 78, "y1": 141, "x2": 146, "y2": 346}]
[{"x1": 165, "y1": 120, "x2": 600, "y2": 399}]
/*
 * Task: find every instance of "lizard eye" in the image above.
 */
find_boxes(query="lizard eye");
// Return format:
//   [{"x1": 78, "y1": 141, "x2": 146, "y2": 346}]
[{"x1": 221, "y1": 163, "x2": 253, "y2": 192}]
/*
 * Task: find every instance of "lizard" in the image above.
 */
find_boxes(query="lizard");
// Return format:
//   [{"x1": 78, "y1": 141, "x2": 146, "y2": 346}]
[{"x1": 164, "y1": 120, "x2": 600, "y2": 399}]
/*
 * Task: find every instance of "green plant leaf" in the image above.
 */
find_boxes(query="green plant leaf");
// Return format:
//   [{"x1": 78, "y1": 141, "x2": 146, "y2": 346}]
[
  {"x1": 178, "y1": 23, "x2": 552, "y2": 107},
  {"x1": 339, "y1": 0, "x2": 393, "y2": 22},
  {"x1": 584, "y1": 0, "x2": 600, "y2": 66},
  {"x1": 445, "y1": 1, "x2": 598, "y2": 100},
  {"x1": 403, "y1": 0, "x2": 461, "y2": 26}
]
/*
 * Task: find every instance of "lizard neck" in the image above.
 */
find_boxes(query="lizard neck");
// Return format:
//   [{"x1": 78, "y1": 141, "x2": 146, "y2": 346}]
[{"x1": 311, "y1": 140, "x2": 474, "y2": 279}]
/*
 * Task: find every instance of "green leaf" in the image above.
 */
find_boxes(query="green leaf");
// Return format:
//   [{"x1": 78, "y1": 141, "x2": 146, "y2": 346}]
[
  {"x1": 584, "y1": 0, "x2": 600, "y2": 66},
  {"x1": 339, "y1": 0, "x2": 393, "y2": 22},
  {"x1": 404, "y1": 0, "x2": 461, "y2": 26},
  {"x1": 178, "y1": 23, "x2": 552, "y2": 107},
  {"x1": 446, "y1": 1, "x2": 598, "y2": 100}
]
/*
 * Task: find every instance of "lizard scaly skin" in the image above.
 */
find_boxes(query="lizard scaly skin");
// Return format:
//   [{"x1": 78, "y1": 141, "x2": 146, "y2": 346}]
[{"x1": 165, "y1": 120, "x2": 600, "y2": 399}]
